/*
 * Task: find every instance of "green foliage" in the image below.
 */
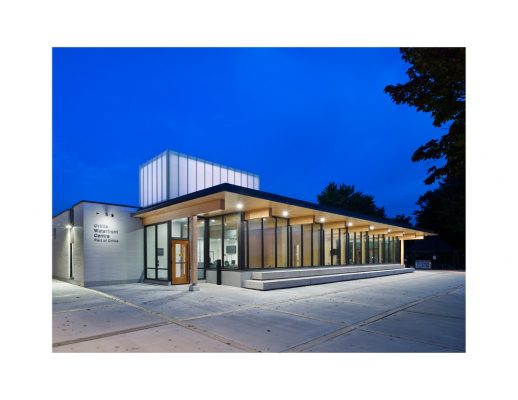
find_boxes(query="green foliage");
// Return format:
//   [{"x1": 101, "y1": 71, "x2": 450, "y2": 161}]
[
  {"x1": 317, "y1": 182, "x2": 386, "y2": 218},
  {"x1": 385, "y1": 48, "x2": 465, "y2": 256},
  {"x1": 392, "y1": 214, "x2": 413, "y2": 225},
  {"x1": 414, "y1": 178, "x2": 465, "y2": 250},
  {"x1": 384, "y1": 48, "x2": 465, "y2": 185}
]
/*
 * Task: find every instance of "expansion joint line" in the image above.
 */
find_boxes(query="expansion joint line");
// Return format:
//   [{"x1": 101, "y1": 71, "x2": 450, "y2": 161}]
[
  {"x1": 56, "y1": 286, "x2": 259, "y2": 352},
  {"x1": 281, "y1": 283, "x2": 465, "y2": 353}
]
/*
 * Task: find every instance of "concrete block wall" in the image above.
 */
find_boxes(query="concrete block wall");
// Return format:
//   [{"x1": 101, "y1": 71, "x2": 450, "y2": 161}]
[{"x1": 82, "y1": 203, "x2": 144, "y2": 286}]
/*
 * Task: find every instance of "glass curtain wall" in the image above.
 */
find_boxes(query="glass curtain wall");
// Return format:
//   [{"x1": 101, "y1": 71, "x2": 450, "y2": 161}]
[
  {"x1": 324, "y1": 228, "x2": 332, "y2": 266},
  {"x1": 277, "y1": 218, "x2": 288, "y2": 268},
  {"x1": 291, "y1": 225, "x2": 302, "y2": 267},
  {"x1": 341, "y1": 229, "x2": 347, "y2": 266},
  {"x1": 223, "y1": 214, "x2": 239, "y2": 269},
  {"x1": 263, "y1": 218, "x2": 276, "y2": 268},
  {"x1": 208, "y1": 218, "x2": 222, "y2": 269},
  {"x1": 197, "y1": 219, "x2": 205, "y2": 279},
  {"x1": 157, "y1": 223, "x2": 169, "y2": 279},
  {"x1": 248, "y1": 219, "x2": 262, "y2": 268},
  {"x1": 348, "y1": 232, "x2": 355, "y2": 264},
  {"x1": 313, "y1": 224, "x2": 322, "y2": 266},
  {"x1": 303, "y1": 224, "x2": 312, "y2": 267},
  {"x1": 362, "y1": 232, "x2": 368, "y2": 264},
  {"x1": 145, "y1": 226, "x2": 156, "y2": 279},
  {"x1": 145, "y1": 222, "x2": 169, "y2": 281}
]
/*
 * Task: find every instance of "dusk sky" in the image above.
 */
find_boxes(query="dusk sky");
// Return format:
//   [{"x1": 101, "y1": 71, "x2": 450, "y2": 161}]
[{"x1": 52, "y1": 47, "x2": 442, "y2": 218}]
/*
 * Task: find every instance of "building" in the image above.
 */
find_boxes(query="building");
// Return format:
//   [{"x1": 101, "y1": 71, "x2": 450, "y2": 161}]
[{"x1": 53, "y1": 150, "x2": 434, "y2": 290}]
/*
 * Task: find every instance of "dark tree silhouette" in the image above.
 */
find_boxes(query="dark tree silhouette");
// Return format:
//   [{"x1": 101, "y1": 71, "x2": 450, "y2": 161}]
[
  {"x1": 317, "y1": 182, "x2": 386, "y2": 218},
  {"x1": 385, "y1": 48, "x2": 465, "y2": 261}
]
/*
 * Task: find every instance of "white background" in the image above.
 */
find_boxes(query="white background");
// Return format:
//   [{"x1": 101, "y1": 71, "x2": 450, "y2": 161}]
[{"x1": 0, "y1": 1, "x2": 516, "y2": 399}]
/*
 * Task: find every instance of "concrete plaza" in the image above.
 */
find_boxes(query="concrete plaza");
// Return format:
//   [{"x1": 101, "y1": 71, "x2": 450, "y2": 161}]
[{"x1": 52, "y1": 270, "x2": 465, "y2": 352}]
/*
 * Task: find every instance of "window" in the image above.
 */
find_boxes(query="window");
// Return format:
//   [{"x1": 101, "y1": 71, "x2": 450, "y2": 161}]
[
  {"x1": 263, "y1": 218, "x2": 276, "y2": 268},
  {"x1": 303, "y1": 224, "x2": 312, "y2": 266},
  {"x1": 324, "y1": 228, "x2": 332, "y2": 266},
  {"x1": 248, "y1": 219, "x2": 262, "y2": 268},
  {"x1": 171, "y1": 217, "x2": 188, "y2": 239},
  {"x1": 197, "y1": 219, "x2": 205, "y2": 279},
  {"x1": 208, "y1": 217, "x2": 222, "y2": 269},
  {"x1": 291, "y1": 225, "x2": 302, "y2": 267},
  {"x1": 145, "y1": 223, "x2": 169, "y2": 281},
  {"x1": 313, "y1": 224, "x2": 322, "y2": 266},
  {"x1": 223, "y1": 214, "x2": 239, "y2": 269},
  {"x1": 277, "y1": 218, "x2": 288, "y2": 268}
]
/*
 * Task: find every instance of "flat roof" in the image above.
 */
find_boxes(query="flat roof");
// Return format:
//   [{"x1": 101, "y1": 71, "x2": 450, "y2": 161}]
[{"x1": 134, "y1": 183, "x2": 436, "y2": 236}]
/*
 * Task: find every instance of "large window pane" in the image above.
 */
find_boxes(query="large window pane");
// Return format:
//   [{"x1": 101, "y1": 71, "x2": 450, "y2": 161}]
[
  {"x1": 368, "y1": 234, "x2": 373, "y2": 264},
  {"x1": 291, "y1": 225, "x2": 302, "y2": 267},
  {"x1": 223, "y1": 214, "x2": 239, "y2": 269},
  {"x1": 156, "y1": 223, "x2": 168, "y2": 280},
  {"x1": 332, "y1": 229, "x2": 340, "y2": 265},
  {"x1": 171, "y1": 217, "x2": 188, "y2": 238},
  {"x1": 362, "y1": 232, "x2": 368, "y2": 264},
  {"x1": 312, "y1": 224, "x2": 321, "y2": 266},
  {"x1": 303, "y1": 224, "x2": 312, "y2": 267},
  {"x1": 324, "y1": 228, "x2": 332, "y2": 266},
  {"x1": 276, "y1": 218, "x2": 288, "y2": 268},
  {"x1": 146, "y1": 226, "x2": 156, "y2": 278},
  {"x1": 208, "y1": 217, "x2": 222, "y2": 269},
  {"x1": 197, "y1": 219, "x2": 205, "y2": 279},
  {"x1": 263, "y1": 218, "x2": 275, "y2": 268},
  {"x1": 248, "y1": 219, "x2": 262, "y2": 268},
  {"x1": 348, "y1": 232, "x2": 355, "y2": 264}
]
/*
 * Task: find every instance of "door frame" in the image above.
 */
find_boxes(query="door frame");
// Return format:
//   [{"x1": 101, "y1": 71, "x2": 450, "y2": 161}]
[{"x1": 171, "y1": 239, "x2": 190, "y2": 284}]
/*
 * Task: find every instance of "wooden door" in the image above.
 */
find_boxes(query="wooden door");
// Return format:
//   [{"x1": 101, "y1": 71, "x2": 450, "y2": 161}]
[{"x1": 172, "y1": 240, "x2": 189, "y2": 284}]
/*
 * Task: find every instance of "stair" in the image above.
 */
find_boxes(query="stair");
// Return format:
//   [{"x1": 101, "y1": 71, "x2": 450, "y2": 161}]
[{"x1": 243, "y1": 264, "x2": 414, "y2": 290}]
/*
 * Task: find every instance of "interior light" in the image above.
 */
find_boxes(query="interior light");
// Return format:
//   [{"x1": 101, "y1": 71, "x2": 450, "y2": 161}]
[
  {"x1": 66, "y1": 224, "x2": 72, "y2": 229},
  {"x1": 369, "y1": 225, "x2": 374, "y2": 230},
  {"x1": 236, "y1": 203, "x2": 243, "y2": 210},
  {"x1": 210, "y1": 219, "x2": 216, "y2": 223},
  {"x1": 319, "y1": 217, "x2": 325, "y2": 223},
  {"x1": 388, "y1": 228, "x2": 391, "y2": 233},
  {"x1": 347, "y1": 222, "x2": 353, "y2": 227},
  {"x1": 282, "y1": 211, "x2": 289, "y2": 217}
]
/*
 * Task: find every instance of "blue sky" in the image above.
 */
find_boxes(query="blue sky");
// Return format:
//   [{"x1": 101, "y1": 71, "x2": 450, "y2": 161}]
[{"x1": 52, "y1": 48, "x2": 442, "y2": 218}]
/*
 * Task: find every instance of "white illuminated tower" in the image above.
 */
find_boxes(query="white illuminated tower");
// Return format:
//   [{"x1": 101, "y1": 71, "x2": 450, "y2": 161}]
[{"x1": 139, "y1": 150, "x2": 260, "y2": 207}]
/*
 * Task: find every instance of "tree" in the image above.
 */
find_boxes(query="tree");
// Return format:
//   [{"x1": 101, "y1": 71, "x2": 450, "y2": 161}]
[
  {"x1": 385, "y1": 48, "x2": 465, "y2": 258},
  {"x1": 384, "y1": 48, "x2": 465, "y2": 185},
  {"x1": 392, "y1": 214, "x2": 413, "y2": 225},
  {"x1": 317, "y1": 182, "x2": 386, "y2": 218},
  {"x1": 414, "y1": 179, "x2": 465, "y2": 250}
]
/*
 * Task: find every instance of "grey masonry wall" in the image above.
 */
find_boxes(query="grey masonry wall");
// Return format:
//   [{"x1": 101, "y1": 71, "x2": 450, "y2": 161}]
[
  {"x1": 82, "y1": 203, "x2": 144, "y2": 286},
  {"x1": 53, "y1": 202, "x2": 144, "y2": 287},
  {"x1": 52, "y1": 205, "x2": 85, "y2": 285}
]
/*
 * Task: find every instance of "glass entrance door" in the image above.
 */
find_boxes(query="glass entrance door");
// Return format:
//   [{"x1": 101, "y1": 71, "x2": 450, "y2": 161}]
[{"x1": 172, "y1": 240, "x2": 189, "y2": 284}]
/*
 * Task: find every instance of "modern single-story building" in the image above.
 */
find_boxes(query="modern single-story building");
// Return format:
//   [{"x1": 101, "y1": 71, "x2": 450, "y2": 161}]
[{"x1": 53, "y1": 150, "x2": 434, "y2": 290}]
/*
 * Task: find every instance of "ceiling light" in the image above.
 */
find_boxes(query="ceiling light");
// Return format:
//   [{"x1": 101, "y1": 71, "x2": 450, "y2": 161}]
[
  {"x1": 66, "y1": 224, "x2": 72, "y2": 229},
  {"x1": 388, "y1": 228, "x2": 391, "y2": 233},
  {"x1": 319, "y1": 217, "x2": 325, "y2": 223},
  {"x1": 369, "y1": 225, "x2": 374, "y2": 230},
  {"x1": 282, "y1": 211, "x2": 289, "y2": 217},
  {"x1": 236, "y1": 202, "x2": 243, "y2": 210},
  {"x1": 347, "y1": 222, "x2": 353, "y2": 227}
]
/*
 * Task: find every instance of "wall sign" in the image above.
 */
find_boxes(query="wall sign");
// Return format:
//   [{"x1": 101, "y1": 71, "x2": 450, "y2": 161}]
[{"x1": 93, "y1": 223, "x2": 119, "y2": 243}]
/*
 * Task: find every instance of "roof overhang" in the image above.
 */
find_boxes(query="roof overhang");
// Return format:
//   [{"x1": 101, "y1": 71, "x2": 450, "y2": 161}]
[{"x1": 133, "y1": 184, "x2": 436, "y2": 238}]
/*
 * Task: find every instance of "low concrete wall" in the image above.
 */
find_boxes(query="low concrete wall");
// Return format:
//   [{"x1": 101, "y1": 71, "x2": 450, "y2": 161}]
[{"x1": 205, "y1": 269, "x2": 253, "y2": 287}]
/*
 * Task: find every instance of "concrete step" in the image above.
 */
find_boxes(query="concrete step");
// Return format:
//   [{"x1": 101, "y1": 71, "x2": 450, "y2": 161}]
[
  {"x1": 243, "y1": 267, "x2": 414, "y2": 291},
  {"x1": 250, "y1": 264, "x2": 403, "y2": 281}
]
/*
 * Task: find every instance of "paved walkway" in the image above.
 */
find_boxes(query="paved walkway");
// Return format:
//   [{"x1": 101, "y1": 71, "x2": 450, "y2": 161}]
[{"x1": 52, "y1": 270, "x2": 465, "y2": 352}]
